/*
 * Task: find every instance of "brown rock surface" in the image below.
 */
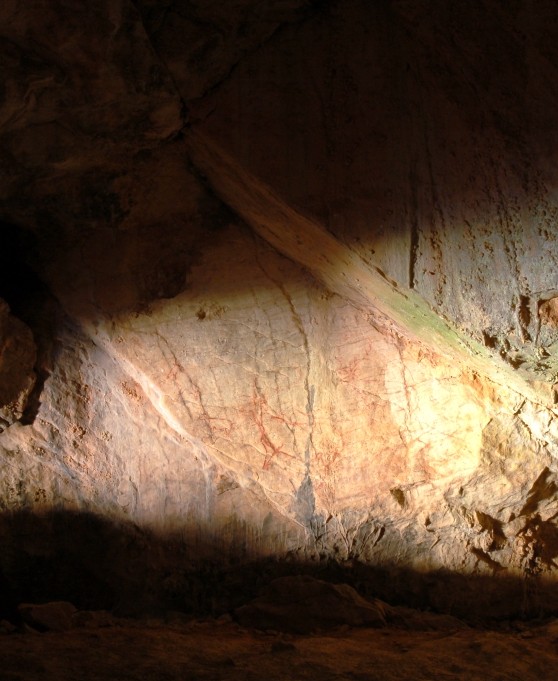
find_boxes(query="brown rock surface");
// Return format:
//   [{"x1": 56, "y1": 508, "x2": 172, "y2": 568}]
[
  {"x1": 0, "y1": 0, "x2": 183, "y2": 234},
  {"x1": 135, "y1": 0, "x2": 316, "y2": 100}
]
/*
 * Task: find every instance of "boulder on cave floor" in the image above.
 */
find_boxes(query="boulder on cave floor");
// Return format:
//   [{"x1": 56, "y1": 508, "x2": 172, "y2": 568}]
[
  {"x1": 234, "y1": 574, "x2": 388, "y2": 634},
  {"x1": 18, "y1": 601, "x2": 77, "y2": 632}
]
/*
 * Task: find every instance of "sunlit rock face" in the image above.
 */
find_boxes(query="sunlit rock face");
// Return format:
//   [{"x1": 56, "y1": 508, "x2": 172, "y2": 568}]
[{"x1": 2, "y1": 0, "x2": 558, "y2": 618}]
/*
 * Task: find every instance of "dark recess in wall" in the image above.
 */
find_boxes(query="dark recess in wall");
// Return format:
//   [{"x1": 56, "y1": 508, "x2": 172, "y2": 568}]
[
  {"x1": 0, "y1": 223, "x2": 46, "y2": 322},
  {"x1": 0, "y1": 222, "x2": 58, "y2": 424}
]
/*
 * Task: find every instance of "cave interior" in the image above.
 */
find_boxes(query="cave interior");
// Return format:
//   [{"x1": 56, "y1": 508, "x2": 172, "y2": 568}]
[{"x1": 3, "y1": 0, "x2": 558, "y2": 679}]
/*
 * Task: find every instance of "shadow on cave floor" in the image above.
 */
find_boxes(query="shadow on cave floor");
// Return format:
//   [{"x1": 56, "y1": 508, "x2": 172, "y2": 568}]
[{"x1": 0, "y1": 508, "x2": 555, "y2": 629}]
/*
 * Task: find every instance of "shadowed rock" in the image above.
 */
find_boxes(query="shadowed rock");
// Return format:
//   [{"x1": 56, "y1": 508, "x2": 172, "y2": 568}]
[
  {"x1": 235, "y1": 575, "x2": 387, "y2": 633},
  {"x1": 0, "y1": 299, "x2": 36, "y2": 428},
  {"x1": 18, "y1": 601, "x2": 76, "y2": 632}
]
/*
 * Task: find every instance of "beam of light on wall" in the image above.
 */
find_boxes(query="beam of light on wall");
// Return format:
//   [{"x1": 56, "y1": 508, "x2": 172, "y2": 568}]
[{"x1": 186, "y1": 130, "x2": 555, "y2": 411}]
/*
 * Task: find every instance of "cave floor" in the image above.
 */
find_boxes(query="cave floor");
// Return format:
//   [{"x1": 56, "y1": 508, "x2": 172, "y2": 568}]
[{"x1": 1, "y1": 616, "x2": 558, "y2": 681}]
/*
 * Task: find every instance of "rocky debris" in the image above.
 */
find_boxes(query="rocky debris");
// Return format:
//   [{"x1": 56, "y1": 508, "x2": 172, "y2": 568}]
[
  {"x1": 2, "y1": 613, "x2": 557, "y2": 681},
  {"x1": 18, "y1": 601, "x2": 77, "y2": 632},
  {"x1": 234, "y1": 575, "x2": 387, "y2": 633},
  {"x1": 0, "y1": 299, "x2": 36, "y2": 428}
]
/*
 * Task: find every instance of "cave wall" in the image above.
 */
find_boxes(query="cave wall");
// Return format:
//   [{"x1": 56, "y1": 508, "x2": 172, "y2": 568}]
[
  {"x1": 2, "y1": 0, "x2": 558, "y2": 616},
  {"x1": 189, "y1": 0, "x2": 558, "y2": 381}
]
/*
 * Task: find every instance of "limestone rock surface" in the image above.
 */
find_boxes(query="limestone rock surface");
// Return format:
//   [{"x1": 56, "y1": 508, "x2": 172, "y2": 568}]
[
  {"x1": 188, "y1": 0, "x2": 558, "y2": 386},
  {"x1": 1, "y1": 0, "x2": 558, "y2": 621}
]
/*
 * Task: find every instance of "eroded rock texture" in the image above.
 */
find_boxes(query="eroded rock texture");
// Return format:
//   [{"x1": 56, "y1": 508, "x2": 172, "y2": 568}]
[{"x1": 1, "y1": 0, "x2": 558, "y2": 619}]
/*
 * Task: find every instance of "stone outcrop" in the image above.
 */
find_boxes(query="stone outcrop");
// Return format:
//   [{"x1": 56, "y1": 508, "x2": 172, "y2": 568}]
[
  {"x1": 18, "y1": 601, "x2": 77, "y2": 632},
  {"x1": 235, "y1": 575, "x2": 388, "y2": 633},
  {"x1": 1, "y1": 0, "x2": 558, "y2": 620}
]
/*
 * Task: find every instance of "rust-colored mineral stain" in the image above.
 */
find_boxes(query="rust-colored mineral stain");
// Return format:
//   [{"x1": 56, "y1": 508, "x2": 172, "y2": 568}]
[{"x1": 539, "y1": 297, "x2": 558, "y2": 327}]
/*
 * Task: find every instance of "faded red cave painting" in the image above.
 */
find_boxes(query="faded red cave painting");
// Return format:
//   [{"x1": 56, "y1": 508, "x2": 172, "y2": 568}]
[{"x1": 250, "y1": 380, "x2": 300, "y2": 470}]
